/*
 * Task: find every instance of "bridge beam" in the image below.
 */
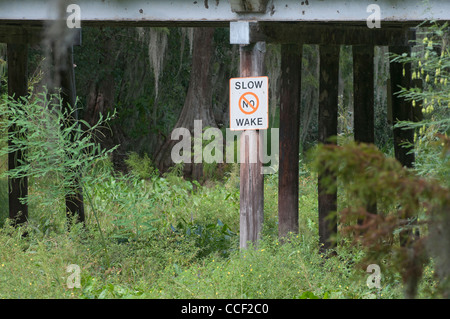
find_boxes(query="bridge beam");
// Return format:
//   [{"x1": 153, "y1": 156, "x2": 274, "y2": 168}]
[{"x1": 1, "y1": 0, "x2": 450, "y2": 27}]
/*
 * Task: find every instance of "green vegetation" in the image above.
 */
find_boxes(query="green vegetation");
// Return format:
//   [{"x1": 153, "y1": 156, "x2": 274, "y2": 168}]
[
  {"x1": 0, "y1": 22, "x2": 449, "y2": 300},
  {"x1": 0, "y1": 126, "x2": 441, "y2": 298},
  {"x1": 2, "y1": 152, "x2": 431, "y2": 299}
]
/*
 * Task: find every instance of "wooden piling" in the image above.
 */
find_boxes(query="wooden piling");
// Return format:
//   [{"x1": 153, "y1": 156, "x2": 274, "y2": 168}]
[
  {"x1": 318, "y1": 44, "x2": 339, "y2": 252},
  {"x1": 59, "y1": 45, "x2": 85, "y2": 224},
  {"x1": 7, "y1": 43, "x2": 29, "y2": 227},
  {"x1": 389, "y1": 45, "x2": 419, "y2": 246},
  {"x1": 353, "y1": 45, "x2": 377, "y2": 218},
  {"x1": 353, "y1": 45, "x2": 375, "y2": 145},
  {"x1": 389, "y1": 46, "x2": 415, "y2": 169},
  {"x1": 278, "y1": 43, "x2": 302, "y2": 238},
  {"x1": 239, "y1": 42, "x2": 265, "y2": 249}
]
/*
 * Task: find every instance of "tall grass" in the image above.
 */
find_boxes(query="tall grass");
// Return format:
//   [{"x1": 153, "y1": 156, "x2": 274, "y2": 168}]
[{"x1": 2, "y1": 148, "x2": 440, "y2": 299}]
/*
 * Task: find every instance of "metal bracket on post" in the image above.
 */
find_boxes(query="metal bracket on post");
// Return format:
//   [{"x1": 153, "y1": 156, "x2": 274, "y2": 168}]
[{"x1": 230, "y1": 21, "x2": 250, "y2": 45}]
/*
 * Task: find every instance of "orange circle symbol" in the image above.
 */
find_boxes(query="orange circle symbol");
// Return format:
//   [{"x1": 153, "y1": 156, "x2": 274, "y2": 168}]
[{"x1": 238, "y1": 92, "x2": 259, "y2": 115}]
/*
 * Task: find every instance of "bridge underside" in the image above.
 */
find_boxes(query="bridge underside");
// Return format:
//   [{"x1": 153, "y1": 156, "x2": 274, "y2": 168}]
[{"x1": 1, "y1": 0, "x2": 448, "y2": 45}]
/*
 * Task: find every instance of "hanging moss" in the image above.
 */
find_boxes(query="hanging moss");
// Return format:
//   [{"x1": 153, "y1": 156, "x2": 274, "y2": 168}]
[{"x1": 148, "y1": 28, "x2": 169, "y2": 100}]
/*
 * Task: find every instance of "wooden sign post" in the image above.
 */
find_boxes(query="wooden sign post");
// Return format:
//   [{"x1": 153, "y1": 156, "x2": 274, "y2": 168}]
[
  {"x1": 230, "y1": 20, "x2": 268, "y2": 250},
  {"x1": 238, "y1": 42, "x2": 266, "y2": 250}
]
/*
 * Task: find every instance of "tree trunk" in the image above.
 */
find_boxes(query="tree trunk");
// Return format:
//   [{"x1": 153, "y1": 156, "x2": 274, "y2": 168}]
[
  {"x1": 83, "y1": 36, "x2": 127, "y2": 172},
  {"x1": 155, "y1": 27, "x2": 217, "y2": 180}
]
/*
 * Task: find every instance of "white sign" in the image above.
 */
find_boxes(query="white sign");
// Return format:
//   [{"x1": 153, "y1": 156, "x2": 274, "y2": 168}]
[{"x1": 229, "y1": 76, "x2": 268, "y2": 131}]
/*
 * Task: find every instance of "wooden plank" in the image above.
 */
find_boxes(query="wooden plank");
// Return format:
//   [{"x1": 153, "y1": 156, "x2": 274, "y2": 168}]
[
  {"x1": 7, "y1": 43, "x2": 29, "y2": 227},
  {"x1": 59, "y1": 46, "x2": 85, "y2": 225},
  {"x1": 254, "y1": 23, "x2": 415, "y2": 46},
  {"x1": 0, "y1": 25, "x2": 81, "y2": 45},
  {"x1": 318, "y1": 44, "x2": 339, "y2": 253},
  {"x1": 239, "y1": 42, "x2": 265, "y2": 249},
  {"x1": 278, "y1": 43, "x2": 301, "y2": 238},
  {"x1": 0, "y1": 23, "x2": 414, "y2": 47},
  {"x1": 0, "y1": 25, "x2": 43, "y2": 44},
  {"x1": 353, "y1": 44, "x2": 377, "y2": 219}
]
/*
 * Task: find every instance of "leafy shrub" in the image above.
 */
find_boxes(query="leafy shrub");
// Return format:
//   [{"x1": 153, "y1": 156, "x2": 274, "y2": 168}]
[
  {"x1": 391, "y1": 22, "x2": 449, "y2": 183},
  {"x1": 0, "y1": 90, "x2": 116, "y2": 227},
  {"x1": 87, "y1": 173, "x2": 159, "y2": 243},
  {"x1": 170, "y1": 218, "x2": 236, "y2": 259},
  {"x1": 311, "y1": 140, "x2": 450, "y2": 298},
  {"x1": 124, "y1": 152, "x2": 158, "y2": 179}
]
